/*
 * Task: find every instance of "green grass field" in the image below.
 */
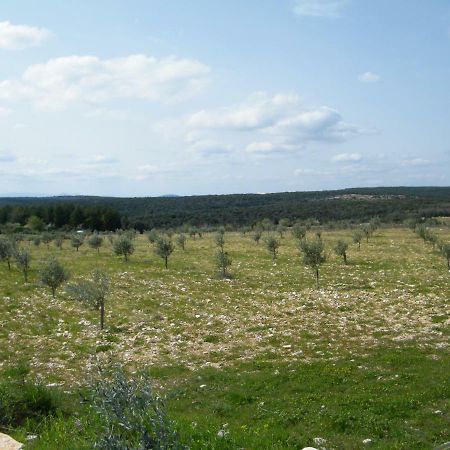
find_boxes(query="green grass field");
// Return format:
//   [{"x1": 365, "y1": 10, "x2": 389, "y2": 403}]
[{"x1": 1, "y1": 227, "x2": 449, "y2": 449}]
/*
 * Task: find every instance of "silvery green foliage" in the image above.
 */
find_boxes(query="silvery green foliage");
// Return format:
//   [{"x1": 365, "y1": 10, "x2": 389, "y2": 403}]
[
  {"x1": 154, "y1": 237, "x2": 174, "y2": 269},
  {"x1": 114, "y1": 236, "x2": 134, "y2": 262},
  {"x1": 265, "y1": 235, "x2": 280, "y2": 260},
  {"x1": 299, "y1": 238, "x2": 326, "y2": 288},
  {"x1": 0, "y1": 237, "x2": 14, "y2": 270},
  {"x1": 93, "y1": 367, "x2": 185, "y2": 450},
  {"x1": 66, "y1": 270, "x2": 109, "y2": 329},
  {"x1": 40, "y1": 258, "x2": 70, "y2": 297},
  {"x1": 14, "y1": 248, "x2": 31, "y2": 282}
]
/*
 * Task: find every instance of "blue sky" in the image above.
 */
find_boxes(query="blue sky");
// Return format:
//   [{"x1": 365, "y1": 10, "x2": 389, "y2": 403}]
[{"x1": 0, "y1": 0, "x2": 449, "y2": 196}]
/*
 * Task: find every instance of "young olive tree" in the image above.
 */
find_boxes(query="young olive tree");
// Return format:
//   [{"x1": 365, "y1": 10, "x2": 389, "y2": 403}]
[
  {"x1": 15, "y1": 248, "x2": 31, "y2": 283},
  {"x1": 352, "y1": 229, "x2": 363, "y2": 250},
  {"x1": 214, "y1": 231, "x2": 225, "y2": 251},
  {"x1": 176, "y1": 233, "x2": 186, "y2": 250},
  {"x1": 216, "y1": 250, "x2": 232, "y2": 278},
  {"x1": 54, "y1": 235, "x2": 64, "y2": 250},
  {"x1": 292, "y1": 223, "x2": 307, "y2": 241},
  {"x1": 113, "y1": 236, "x2": 134, "y2": 262},
  {"x1": 71, "y1": 235, "x2": 84, "y2": 252},
  {"x1": 252, "y1": 230, "x2": 262, "y2": 245},
  {"x1": 155, "y1": 237, "x2": 174, "y2": 269},
  {"x1": 265, "y1": 235, "x2": 280, "y2": 260},
  {"x1": 334, "y1": 239, "x2": 348, "y2": 264},
  {"x1": 147, "y1": 229, "x2": 159, "y2": 244},
  {"x1": 0, "y1": 237, "x2": 14, "y2": 270},
  {"x1": 440, "y1": 243, "x2": 450, "y2": 269},
  {"x1": 67, "y1": 269, "x2": 110, "y2": 330},
  {"x1": 40, "y1": 258, "x2": 70, "y2": 297},
  {"x1": 299, "y1": 238, "x2": 326, "y2": 288},
  {"x1": 277, "y1": 223, "x2": 287, "y2": 239},
  {"x1": 42, "y1": 232, "x2": 53, "y2": 249},
  {"x1": 88, "y1": 233, "x2": 104, "y2": 254}
]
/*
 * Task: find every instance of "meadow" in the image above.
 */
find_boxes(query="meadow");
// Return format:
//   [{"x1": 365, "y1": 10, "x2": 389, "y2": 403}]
[{"x1": 0, "y1": 227, "x2": 449, "y2": 449}]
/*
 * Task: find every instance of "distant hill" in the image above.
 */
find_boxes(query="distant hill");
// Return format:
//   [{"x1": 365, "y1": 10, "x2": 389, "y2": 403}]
[{"x1": 1, "y1": 186, "x2": 449, "y2": 229}]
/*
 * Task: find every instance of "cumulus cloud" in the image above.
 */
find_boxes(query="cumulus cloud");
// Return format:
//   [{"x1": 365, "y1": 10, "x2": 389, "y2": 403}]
[
  {"x1": 187, "y1": 93, "x2": 364, "y2": 144},
  {"x1": 358, "y1": 71, "x2": 380, "y2": 83},
  {"x1": 0, "y1": 21, "x2": 50, "y2": 49},
  {"x1": 187, "y1": 92, "x2": 298, "y2": 130},
  {"x1": 332, "y1": 152, "x2": 362, "y2": 162},
  {"x1": 293, "y1": 0, "x2": 349, "y2": 18},
  {"x1": 0, "y1": 54, "x2": 211, "y2": 110}
]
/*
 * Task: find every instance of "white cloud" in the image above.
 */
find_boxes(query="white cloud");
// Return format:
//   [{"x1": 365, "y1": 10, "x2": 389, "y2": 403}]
[
  {"x1": 358, "y1": 71, "x2": 380, "y2": 83},
  {"x1": 245, "y1": 141, "x2": 297, "y2": 156},
  {"x1": 187, "y1": 92, "x2": 298, "y2": 130},
  {"x1": 88, "y1": 154, "x2": 118, "y2": 165},
  {"x1": 187, "y1": 93, "x2": 364, "y2": 145},
  {"x1": 401, "y1": 158, "x2": 430, "y2": 167},
  {"x1": 0, "y1": 21, "x2": 50, "y2": 50},
  {"x1": 293, "y1": 0, "x2": 349, "y2": 18},
  {"x1": 332, "y1": 152, "x2": 362, "y2": 162},
  {"x1": 0, "y1": 54, "x2": 211, "y2": 110}
]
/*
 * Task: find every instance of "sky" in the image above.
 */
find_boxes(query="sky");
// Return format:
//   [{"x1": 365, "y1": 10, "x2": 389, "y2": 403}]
[{"x1": 0, "y1": 0, "x2": 450, "y2": 197}]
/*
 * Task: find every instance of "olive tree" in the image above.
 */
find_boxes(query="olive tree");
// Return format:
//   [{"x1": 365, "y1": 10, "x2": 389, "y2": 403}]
[
  {"x1": 88, "y1": 233, "x2": 103, "y2": 254},
  {"x1": 0, "y1": 237, "x2": 14, "y2": 270},
  {"x1": 440, "y1": 243, "x2": 450, "y2": 269},
  {"x1": 147, "y1": 229, "x2": 159, "y2": 244},
  {"x1": 40, "y1": 258, "x2": 70, "y2": 297},
  {"x1": 71, "y1": 235, "x2": 84, "y2": 252},
  {"x1": 15, "y1": 248, "x2": 31, "y2": 282},
  {"x1": 54, "y1": 235, "x2": 64, "y2": 250},
  {"x1": 277, "y1": 223, "x2": 287, "y2": 239},
  {"x1": 176, "y1": 233, "x2": 186, "y2": 250},
  {"x1": 214, "y1": 231, "x2": 225, "y2": 251},
  {"x1": 352, "y1": 229, "x2": 363, "y2": 250},
  {"x1": 67, "y1": 269, "x2": 110, "y2": 330},
  {"x1": 154, "y1": 237, "x2": 174, "y2": 269},
  {"x1": 334, "y1": 239, "x2": 348, "y2": 264},
  {"x1": 252, "y1": 230, "x2": 262, "y2": 245},
  {"x1": 299, "y1": 238, "x2": 326, "y2": 288},
  {"x1": 113, "y1": 236, "x2": 134, "y2": 262},
  {"x1": 265, "y1": 235, "x2": 280, "y2": 260},
  {"x1": 42, "y1": 232, "x2": 53, "y2": 249},
  {"x1": 216, "y1": 250, "x2": 232, "y2": 278},
  {"x1": 292, "y1": 223, "x2": 307, "y2": 241}
]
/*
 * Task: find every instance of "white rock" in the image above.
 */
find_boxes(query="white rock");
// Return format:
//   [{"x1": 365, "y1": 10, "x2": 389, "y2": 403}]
[
  {"x1": 362, "y1": 438, "x2": 373, "y2": 444},
  {"x1": 0, "y1": 433, "x2": 23, "y2": 450}
]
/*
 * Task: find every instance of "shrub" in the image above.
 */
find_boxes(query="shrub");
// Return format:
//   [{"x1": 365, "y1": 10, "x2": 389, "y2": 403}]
[
  {"x1": 92, "y1": 367, "x2": 183, "y2": 449},
  {"x1": 0, "y1": 237, "x2": 14, "y2": 270}
]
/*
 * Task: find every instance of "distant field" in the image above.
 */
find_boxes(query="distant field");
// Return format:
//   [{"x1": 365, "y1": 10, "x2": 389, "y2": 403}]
[{"x1": 1, "y1": 228, "x2": 449, "y2": 449}]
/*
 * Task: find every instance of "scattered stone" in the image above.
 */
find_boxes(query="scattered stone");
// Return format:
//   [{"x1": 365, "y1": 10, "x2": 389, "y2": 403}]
[{"x1": 362, "y1": 438, "x2": 373, "y2": 444}]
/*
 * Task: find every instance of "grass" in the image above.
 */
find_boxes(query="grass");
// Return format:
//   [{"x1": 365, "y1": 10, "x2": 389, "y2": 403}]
[{"x1": 0, "y1": 227, "x2": 449, "y2": 448}]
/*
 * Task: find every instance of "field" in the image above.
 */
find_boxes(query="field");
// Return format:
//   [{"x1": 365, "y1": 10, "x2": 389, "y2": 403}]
[{"x1": 1, "y1": 227, "x2": 449, "y2": 449}]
